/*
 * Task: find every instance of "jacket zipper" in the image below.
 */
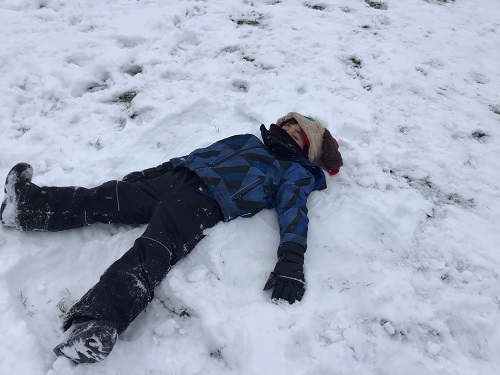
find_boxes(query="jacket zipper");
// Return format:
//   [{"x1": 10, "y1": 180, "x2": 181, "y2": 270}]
[{"x1": 230, "y1": 178, "x2": 260, "y2": 200}]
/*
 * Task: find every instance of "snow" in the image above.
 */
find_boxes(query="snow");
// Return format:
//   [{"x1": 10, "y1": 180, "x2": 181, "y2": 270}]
[{"x1": 1, "y1": 0, "x2": 500, "y2": 374}]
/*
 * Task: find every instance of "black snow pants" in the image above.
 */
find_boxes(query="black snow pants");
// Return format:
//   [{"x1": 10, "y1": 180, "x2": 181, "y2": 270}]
[{"x1": 17, "y1": 169, "x2": 223, "y2": 334}]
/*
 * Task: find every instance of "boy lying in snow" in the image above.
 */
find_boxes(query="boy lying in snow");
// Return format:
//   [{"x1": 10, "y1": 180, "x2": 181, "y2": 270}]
[{"x1": 1, "y1": 112, "x2": 342, "y2": 364}]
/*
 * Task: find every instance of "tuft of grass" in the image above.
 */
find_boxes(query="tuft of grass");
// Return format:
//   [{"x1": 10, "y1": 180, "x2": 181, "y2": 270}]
[
  {"x1": 399, "y1": 126, "x2": 411, "y2": 135},
  {"x1": 242, "y1": 55, "x2": 255, "y2": 63},
  {"x1": 221, "y1": 45, "x2": 240, "y2": 54},
  {"x1": 349, "y1": 57, "x2": 362, "y2": 69},
  {"x1": 403, "y1": 175, "x2": 433, "y2": 188},
  {"x1": 471, "y1": 130, "x2": 488, "y2": 144},
  {"x1": 304, "y1": 3, "x2": 326, "y2": 11},
  {"x1": 231, "y1": 12, "x2": 263, "y2": 27},
  {"x1": 365, "y1": 0, "x2": 387, "y2": 10},
  {"x1": 89, "y1": 137, "x2": 103, "y2": 150},
  {"x1": 54, "y1": 290, "x2": 76, "y2": 319},
  {"x1": 159, "y1": 299, "x2": 192, "y2": 318},
  {"x1": 445, "y1": 194, "x2": 476, "y2": 208},
  {"x1": 115, "y1": 91, "x2": 137, "y2": 104},
  {"x1": 232, "y1": 80, "x2": 249, "y2": 92},
  {"x1": 236, "y1": 19, "x2": 260, "y2": 26},
  {"x1": 57, "y1": 298, "x2": 71, "y2": 317},
  {"x1": 17, "y1": 125, "x2": 30, "y2": 134},
  {"x1": 425, "y1": 0, "x2": 455, "y2": 4},
  {"x1": 415, "y1": 67, "x2": 428, "y2": 76},
  {"x1": 19, "y1": 291, "x2": 37, "y2": 317},
  {"x1": 126, "y1": 66, "x2": 142, "y2": 76},
  {"x1": 472, "y1": 130, "x2": 487, "y2": 139},
  {"x1": 87, "y1": 83, "x2": 107, "y2": 93},
  {"x1": 171, "y1": 307, "x2": 191, "y2": 318},
  {"x1": 210, "y1": 348, "x2": 223, "y2": 359}
]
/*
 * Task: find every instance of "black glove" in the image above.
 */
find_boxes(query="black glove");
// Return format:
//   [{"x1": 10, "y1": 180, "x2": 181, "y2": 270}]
[
  {"x1": 263, "y1": 242, "x2": 305, "y2": 304},
  {"x1": 122, "y1": 162, "x2": 173, "y2": 183}
]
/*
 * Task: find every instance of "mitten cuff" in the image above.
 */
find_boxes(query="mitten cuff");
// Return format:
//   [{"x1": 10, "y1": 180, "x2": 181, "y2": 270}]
[{"x1": 277, "y1": 242, "x2": 305, "y2": 263}]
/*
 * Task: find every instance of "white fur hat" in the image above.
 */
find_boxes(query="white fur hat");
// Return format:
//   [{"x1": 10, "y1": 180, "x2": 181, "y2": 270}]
[{"x1": 276, "y1": 112, "x2": 343, "y2": 175}]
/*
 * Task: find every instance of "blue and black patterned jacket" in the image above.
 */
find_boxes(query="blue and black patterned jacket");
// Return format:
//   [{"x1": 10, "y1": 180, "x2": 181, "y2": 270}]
[{"x1": 170, "y1": 134, "x2": 327, "y2": 250}]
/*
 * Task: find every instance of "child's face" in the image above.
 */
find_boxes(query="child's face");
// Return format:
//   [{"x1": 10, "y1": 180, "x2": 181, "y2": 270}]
[{"x1": 282, "y1": 122, "x2": 306, "y2": 150}]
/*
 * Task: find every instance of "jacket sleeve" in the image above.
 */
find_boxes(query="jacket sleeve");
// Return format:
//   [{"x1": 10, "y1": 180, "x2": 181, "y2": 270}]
[{"x1": 274, "y1": 167, "x2": 316, "y2": 250}]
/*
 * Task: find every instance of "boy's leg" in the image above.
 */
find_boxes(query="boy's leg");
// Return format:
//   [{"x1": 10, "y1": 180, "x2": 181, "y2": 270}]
[
  {"x1": 13, "y1": 181, "x2": 128, "y2": 231},
  {"x1": 1, "y1": 162, "x2": 193, "y2": 231},
  {"x1": 54, "y1": 171, "x2": 223, "y2": 363}
]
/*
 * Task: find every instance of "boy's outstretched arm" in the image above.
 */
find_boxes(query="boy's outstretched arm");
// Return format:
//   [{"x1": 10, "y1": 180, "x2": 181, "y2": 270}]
[{"x1": 263, "y1": 168, "x2": 315, "y2": 304}]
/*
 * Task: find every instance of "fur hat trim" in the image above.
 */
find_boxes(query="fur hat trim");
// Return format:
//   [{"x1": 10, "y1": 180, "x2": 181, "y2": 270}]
[{"x1": 276, "y1": 112, "x2": 343, "y2": 174}]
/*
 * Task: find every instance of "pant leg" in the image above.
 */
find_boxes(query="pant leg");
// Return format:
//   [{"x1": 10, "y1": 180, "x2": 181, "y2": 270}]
[
  {"x1": 62, "y1": 171, "x2": 223, "y2": 334},
  {"x1": 17, "y1": 181, "x2": 124, "y2": 231},
  {"x1": 16, "y1": 171, "x2": 195, "y2": 231}
]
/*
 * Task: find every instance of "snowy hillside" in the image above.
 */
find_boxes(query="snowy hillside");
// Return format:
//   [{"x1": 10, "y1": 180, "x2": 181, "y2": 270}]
[{"x1": 1, "y1": 0, "x2": 499, "y2": 374}]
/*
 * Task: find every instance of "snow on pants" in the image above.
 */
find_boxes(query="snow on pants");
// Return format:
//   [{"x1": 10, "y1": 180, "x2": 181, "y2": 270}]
[{"x1": 16, "y1": 169, "x2": 223, "y2": 334}]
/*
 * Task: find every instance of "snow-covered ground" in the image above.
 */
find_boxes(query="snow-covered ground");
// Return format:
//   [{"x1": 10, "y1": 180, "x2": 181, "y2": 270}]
[{"x1": 1, "y1": 0, "x2": 499, "y2": 374}]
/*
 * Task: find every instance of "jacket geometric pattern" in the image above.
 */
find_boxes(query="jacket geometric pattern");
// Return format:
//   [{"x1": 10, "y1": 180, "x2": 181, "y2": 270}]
[{"x1": 170, "y1": 134, "x2": 327, "y2": 250}]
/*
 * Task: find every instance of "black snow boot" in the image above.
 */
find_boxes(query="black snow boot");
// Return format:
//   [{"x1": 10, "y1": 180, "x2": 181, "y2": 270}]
[
  {"x1": 0, "y1": 162, "x2": 33, "y2": 228},
  {"x1": 53, "y1": 320, "x2": 118, "y2": 364}
]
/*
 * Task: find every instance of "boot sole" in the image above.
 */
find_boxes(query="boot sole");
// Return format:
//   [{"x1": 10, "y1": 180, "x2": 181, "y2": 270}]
[
  {"x1": 53, "y1": 321, "x2": 118, "y2": 364},
  {"x1": 1, "y1": 163, "x2": 33, "y2": 227}
]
